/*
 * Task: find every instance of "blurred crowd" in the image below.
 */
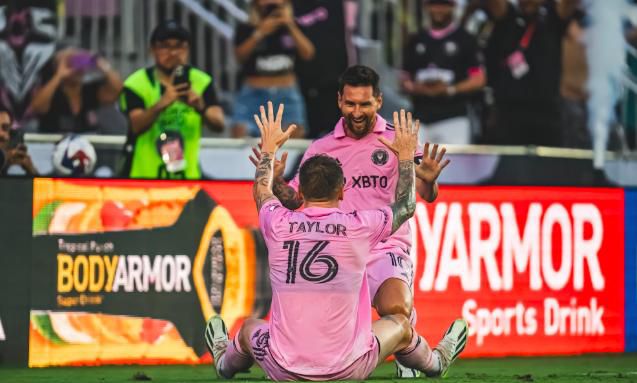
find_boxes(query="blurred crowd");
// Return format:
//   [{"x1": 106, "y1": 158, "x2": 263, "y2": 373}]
[{"x1": 0, "y1": 0, "x2": 636, "y2": 178}]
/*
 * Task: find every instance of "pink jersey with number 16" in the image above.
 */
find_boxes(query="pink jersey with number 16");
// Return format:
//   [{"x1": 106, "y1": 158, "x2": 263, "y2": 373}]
[{"x1": 258, "y1": 199, "x2": 394, "y2": 376}]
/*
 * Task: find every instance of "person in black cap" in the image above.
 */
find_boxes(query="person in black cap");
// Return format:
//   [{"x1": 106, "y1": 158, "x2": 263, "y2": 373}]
[
  {"x1": 401, "y1": 0, "x2": 485, "y2": 146},
  {"x1": 119, "y1": 20, "x2": 225, "y2": 179}
]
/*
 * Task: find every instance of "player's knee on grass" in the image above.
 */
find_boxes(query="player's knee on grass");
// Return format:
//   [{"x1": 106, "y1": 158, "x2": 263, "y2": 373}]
[
  {"x1": 374, "y1": 278, "x2": 413, "y2": 318},
  {"x1": 375, "y1": 314, "x2": 413, "y2": 361}
]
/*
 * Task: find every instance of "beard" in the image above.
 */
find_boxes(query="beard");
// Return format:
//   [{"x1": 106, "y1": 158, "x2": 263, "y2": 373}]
[
  {"x1": 431, "y1": 14, "x2": 453, "y2": 29},
  {"x1": 156, "y1": 63, "x2": 177, "y2": 76},
  {"x1": 344, "y1": 113, "x2": 375, "y2": 138}
]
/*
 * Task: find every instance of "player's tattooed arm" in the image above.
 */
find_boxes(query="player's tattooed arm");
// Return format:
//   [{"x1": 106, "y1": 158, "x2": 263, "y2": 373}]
[
  {"x1": 391, "y1": 160, "x2": 416, "y2": 233},
  {"x1": 249, "y1": 147, "x2": 304, "y2": 210},
  {"x1": 251, "y1": 101, "x2": 297, "y2": 212},
  {"x1": 273, "y1": 177, "x2": 304, "y2": 210},
  {"x1": 253, "y1": 152, "x2": 276, "y2": 211},
  {"x1": 378, "y1": 110, "x2": 418, "y2": 234}
]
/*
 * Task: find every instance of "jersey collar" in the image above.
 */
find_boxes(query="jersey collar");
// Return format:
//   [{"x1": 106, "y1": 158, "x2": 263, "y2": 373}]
[
  {"x1": 333, "y1": 114, "x2": 388, "y2": 139},
  {"x1": 303, "y1": 206, "x2": 342, "y2": 217},
  {"x1": 429, "y1": 23, "x2": 458, "y2": 40}
]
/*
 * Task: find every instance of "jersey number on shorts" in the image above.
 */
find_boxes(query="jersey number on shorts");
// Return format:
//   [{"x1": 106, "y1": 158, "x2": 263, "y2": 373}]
[{"x1": 283, "y1": 240, "x2": 338, "y2": 284}]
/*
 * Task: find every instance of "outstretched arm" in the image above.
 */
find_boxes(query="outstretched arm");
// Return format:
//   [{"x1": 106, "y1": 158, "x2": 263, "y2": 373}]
[
  {"x1": 254, "y1": 151, "x2": 276, "y2": 210},
  {"x1": 253, "y1": 101, "x2": 297, "y2": 211},
  {"x1": 250, "y1": 148, "x2": 304, "y2": 210},
  {"x1": 379, "y1": 110, "x2": 419, "y2": 234},
  {"x1": 415, "y1": 143, "x2": 450, "y2": 202},
  {"x1": 392, "y1": 157, "x2": 417, "y2": 233}
]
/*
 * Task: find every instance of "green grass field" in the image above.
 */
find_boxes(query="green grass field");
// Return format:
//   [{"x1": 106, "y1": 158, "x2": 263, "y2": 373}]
[{"x1": 2, "y1": 354, "x2": 637, "y2": 383}]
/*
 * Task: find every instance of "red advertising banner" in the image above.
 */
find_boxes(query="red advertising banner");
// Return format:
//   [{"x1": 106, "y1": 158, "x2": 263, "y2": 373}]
[
  {"x1": 29, "y1": 180, "x2": 625, "y2": 364},
  {"x1": 410, "y1": 187, "x2": 625, "y2": 356}
]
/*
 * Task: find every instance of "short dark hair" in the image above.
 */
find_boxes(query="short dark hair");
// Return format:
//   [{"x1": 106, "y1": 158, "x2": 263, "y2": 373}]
[
  {"x1": 338, "y1": 65, "x2": 381, "y2": 96},
  {"x1": 299, "y1": 155, "x2": 344, "y2": 201}
]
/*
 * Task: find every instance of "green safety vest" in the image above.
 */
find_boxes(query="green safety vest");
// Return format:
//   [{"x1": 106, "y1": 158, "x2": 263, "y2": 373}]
[{"x1": 120, "y1": 67, "x2": 212, "y2": 179}]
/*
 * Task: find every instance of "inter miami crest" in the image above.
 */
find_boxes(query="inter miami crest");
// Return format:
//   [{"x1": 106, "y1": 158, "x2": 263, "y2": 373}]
[{"x1": 371, "y1": 149, "x2": 389, "y2": 166}]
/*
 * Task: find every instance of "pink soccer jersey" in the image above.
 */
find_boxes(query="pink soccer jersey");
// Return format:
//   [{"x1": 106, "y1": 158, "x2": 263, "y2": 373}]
[
  {"x1": 258, "y1": 199, "x2": 393, "y2": 376},
  {"x1": 289, "y1": 114, "x2": 421, "y2": 254}
]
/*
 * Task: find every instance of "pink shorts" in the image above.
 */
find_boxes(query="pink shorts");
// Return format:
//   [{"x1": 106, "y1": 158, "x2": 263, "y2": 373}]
[
  {"x1": 367, "y1": 248, "x2": 414, "y2": 301},
  {"x1": 249, "y1": 324, "x2": 380, "y2": 381}
]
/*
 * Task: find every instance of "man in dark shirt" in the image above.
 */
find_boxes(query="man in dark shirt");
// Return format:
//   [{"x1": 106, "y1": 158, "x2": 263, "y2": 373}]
[
  {"x1": 478, "y1": 0, "x2": 580, "y2": 146},
  {"x1": 402, "y1": 0, "x2": 485, "y2": 145},
  {"x1": 293, "y1": 0, "x2": 350, "y2": 139}
]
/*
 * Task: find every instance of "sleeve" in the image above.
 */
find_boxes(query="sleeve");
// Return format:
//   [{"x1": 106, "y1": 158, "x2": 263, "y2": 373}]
[
  {"x1": 287, "y1": 142, "x2": 318, "y2": 192},
  {"x1": 357, "y1": 207, "x2": 394, "y2": 249},
  {"x1": 258, "y1": 199, "x2": 287, "y2": 242},
  {"x1": 202, "y1": 81, "x2": 220, "y2": 107},
  {"x1": 402, "y1": 35, "x2": 417, "y2": 75},
  {"x1": 414, "y1": 147, "x2": 424, "y2": 164},
  {"x1": 463, "y1": 35, "x2": 483, "y2": 76},
  {"x1": 234, "y1": 23, "x2": 255, "y2": 46},
  {"x1": 119, "y1": 87, "x2": 146, "y2": 114}
]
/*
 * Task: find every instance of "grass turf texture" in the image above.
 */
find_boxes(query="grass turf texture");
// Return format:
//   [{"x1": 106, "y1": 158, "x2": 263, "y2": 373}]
[{"x1": 1, "y1": 354, "x2": 637, "y2": 383}]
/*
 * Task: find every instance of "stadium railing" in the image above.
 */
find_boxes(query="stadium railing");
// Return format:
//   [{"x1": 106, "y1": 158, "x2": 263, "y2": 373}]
[{"x1": 22, "y1": 134, "x2": 637, "y2": 186}]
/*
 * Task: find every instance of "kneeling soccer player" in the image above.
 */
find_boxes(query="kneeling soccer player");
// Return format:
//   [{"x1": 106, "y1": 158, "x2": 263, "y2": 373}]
[{"x1": 205, "y1": 102, "x2": 467, "y2": 380}]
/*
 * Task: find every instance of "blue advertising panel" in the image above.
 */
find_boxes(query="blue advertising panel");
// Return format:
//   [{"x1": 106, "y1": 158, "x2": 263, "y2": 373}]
[{"x1": 626, "y1": 190, "x2": 637, "y2": 352}]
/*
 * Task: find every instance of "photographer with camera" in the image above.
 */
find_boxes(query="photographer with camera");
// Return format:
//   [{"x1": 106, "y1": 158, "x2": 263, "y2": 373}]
[
  {"x1": 120, "y1": 20, "x2": 224, "y2": 179},
  {"x1": 231, "y1": 0, "x2": 315, "y2": 138},
  {"x1": 30, "y1": 48, "x2": 123, "y2": 133},
  {"x1": 0, "y1": 106, "x2": 37, "y2": 176}
]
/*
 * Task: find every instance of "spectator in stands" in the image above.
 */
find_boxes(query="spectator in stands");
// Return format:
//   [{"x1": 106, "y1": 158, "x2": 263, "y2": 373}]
[
  {"x1": 120, "y1": 20, "x2": 225, "y2": 179},
  {"x1": 232, "y1": 0, "x2": 315, "y2": 138},
  {"x1": 624, "y1": 23, "x2": 637, "y2": 150},
  {"x1": 292, "y1": 0, "x2": 350, "y2": 138},
  {"x1": 0, "y1": 106, "x2": 37, "y2": 176},
  {"x1": 476, "y1": 0, "x2": 580, "y2": 146},
  {"x1": 30, "y1": 49, "x2": 123, "y2": 133},
  {"x1": 402, "y1": 0, "x2": 485, "y2": 145},
  {"x1": 560, "y1": 9, "x2": 591, "y2": 149}
]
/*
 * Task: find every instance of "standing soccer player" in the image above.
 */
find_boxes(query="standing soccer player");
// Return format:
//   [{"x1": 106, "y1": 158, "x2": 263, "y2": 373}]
[
  {"x1": 250, "y1": 65, "x2": 453, "y2": 377},
  {"x1": 206, "y1": 102, "x2": 466, "y2": 380}
]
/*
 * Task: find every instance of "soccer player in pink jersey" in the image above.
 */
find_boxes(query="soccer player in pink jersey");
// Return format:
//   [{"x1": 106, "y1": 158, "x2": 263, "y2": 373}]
[
  {"x1": 249, "y1": 65, "x2": 454, "y2": 377},
  {"x1": 205, "y1": 101, "x2": 467, "y2": 380}
]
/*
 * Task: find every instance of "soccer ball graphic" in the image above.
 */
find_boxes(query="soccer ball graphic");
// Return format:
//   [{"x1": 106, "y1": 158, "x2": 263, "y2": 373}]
[{"x1": 52, "y1": 135, "x2": 97, "y2": 176}]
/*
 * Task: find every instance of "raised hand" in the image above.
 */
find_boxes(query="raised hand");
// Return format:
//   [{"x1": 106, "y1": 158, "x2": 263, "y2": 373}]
[
  {"x1": 254, "y1": 101, "x2": 297, "y2": 154},
  {"x1": 378, "y1": 109, "x2": 419, "y2": 160},
  {"x1": 55, "y1": 50, "x2": 77, "y2": 80},
  {"x1": 416, "y1": 142, "x2": 450, "y2": 184}
]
